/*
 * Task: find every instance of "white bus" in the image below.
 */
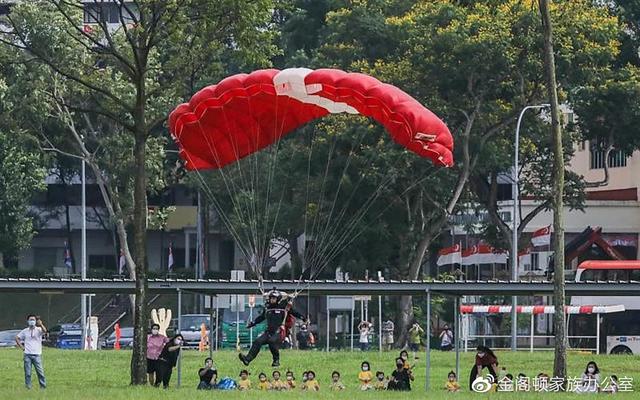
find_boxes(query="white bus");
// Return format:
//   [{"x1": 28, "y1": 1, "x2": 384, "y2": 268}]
[{"x1": 570, "y1": 260, "x2": 640, "y2": 354}]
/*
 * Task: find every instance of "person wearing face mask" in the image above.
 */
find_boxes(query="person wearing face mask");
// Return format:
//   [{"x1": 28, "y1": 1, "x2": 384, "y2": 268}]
[
  {"x1": 154, "y1": 334, "x2": 183, "y2": 389},
  {"x1": 15, "y1": 314, "x2": 47, "y2": 389},
  {"x1": 469, "y1": 345, "x2": 498, "y2": 390},
  {"x1": 387, "y1": 357, "x2": 413, "y2": 391},
  {"x1": 358, "y1": 361, "x2": 373, "y2": 390},
  {"x1": 576, "y1": 361, "x2": 601, "y2": 393},
  {"x1": 296, "y1": 324, "x2": 312, "y2": 350},
  {"x1": 146, "y1": 323, "x2": 169, "y2": 386},
  {"x1": 197, "y1": 357, "x2": 217, "y2": 390}
]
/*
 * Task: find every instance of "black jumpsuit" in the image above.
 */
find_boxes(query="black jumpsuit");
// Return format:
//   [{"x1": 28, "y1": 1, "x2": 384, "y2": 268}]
[{"x1": 245, "y1": 300, "x2": 305, "y2": 364}]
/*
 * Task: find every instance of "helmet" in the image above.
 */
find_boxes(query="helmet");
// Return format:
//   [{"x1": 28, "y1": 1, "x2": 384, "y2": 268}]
[{"x1": 267, "y1": 289, "x2": 282, "y2": 302}]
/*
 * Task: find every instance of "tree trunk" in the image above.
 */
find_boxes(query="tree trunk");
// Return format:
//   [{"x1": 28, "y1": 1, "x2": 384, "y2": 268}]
[
  {"x1": 130, "y1": 121, "x2": 149, "y2": 384},
  {"x1": 540, "y1": 0, "x2": 567, "y2": 384},
  {"x1": 396, "y1": 222, "x2": 441, "y2": 347}
]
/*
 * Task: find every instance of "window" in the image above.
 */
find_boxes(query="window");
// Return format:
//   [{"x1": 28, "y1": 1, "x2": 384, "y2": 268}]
[
  {"x1": 589, "y1": 139, "x2": 629, "y2": 169},
  {"x1": 83, "y1": 3, "x2": 136, "y2": 24},
  {"x1": 89, "y1": 255, "x2": 116, "y2": 270}
]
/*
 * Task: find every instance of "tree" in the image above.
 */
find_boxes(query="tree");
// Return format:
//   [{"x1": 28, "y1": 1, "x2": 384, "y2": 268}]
[
  {"x1": 309, "y1": 0, "x2": 620, "y2": 343},
  {"x1": 540, "y1": 0, "x2": 567, "y2": 383},
  {"x1": 0, "y1": 0, "x2": 278, "y2": 384},
  {"x1": 0, "y1": 131, "x2": 46, "y2": 269}
]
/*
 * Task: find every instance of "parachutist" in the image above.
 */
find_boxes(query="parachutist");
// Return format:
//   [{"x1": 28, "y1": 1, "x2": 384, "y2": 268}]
[{"x1": 238, "y1": 288, "x2": 307, "y2": 367}]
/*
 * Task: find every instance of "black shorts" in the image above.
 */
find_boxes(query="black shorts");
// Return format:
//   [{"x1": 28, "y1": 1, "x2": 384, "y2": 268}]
[{"x1": 147, "y1": 358, "x2": 160, "y2": 374}]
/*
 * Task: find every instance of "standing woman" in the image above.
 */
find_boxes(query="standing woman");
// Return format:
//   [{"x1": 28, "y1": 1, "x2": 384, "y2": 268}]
[
  {"x1": 155, "y1": 334, "x2": 183, "y2": 389},
  {"x1": 469, "y1": 345, "x2": 498, "y2": 390}
]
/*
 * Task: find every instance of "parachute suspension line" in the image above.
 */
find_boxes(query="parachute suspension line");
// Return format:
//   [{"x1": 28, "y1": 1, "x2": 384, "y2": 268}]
[
  {"x1": 261, "y1": 95, "x2": 294, "y2": 283},
  {"x1": 301, "y1": 126, "x2": 369, "y2": 278},
  {"x1": 180, "y1": 153, "x2": 253, "y2": 270},
  {"x1": 191, "y1": 118, "x2": 257, "y2": 264},
  {"x1": 219, "y1": 105, "x2": 262, "y2": 276},
  {"x1": 309, "y1": 167, "x2": 446, "y2": 279}
]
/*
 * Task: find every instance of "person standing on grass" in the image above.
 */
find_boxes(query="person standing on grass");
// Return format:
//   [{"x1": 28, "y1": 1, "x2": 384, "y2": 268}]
[
  {"x1": 155, "y1": 334, "x2": 183, "y2": 389},
  {"x1": 15, "y1": 314, "x2": 47, "y2": 390},
  {"x1": 382, "y1": 320, "x2": 395, "y2": 351},
  {"x1": 408, "y1": 322, "x2": 424, "y2": 357},
  {"x1": 146, "y1": 323, "x2": 169, "y2": 386},
  {"x1": 439, "y1": 323, "x2": 454, "y2": 351},
  {"x1": 358, "y1": 320, "x2": 372, "y2": 351}
]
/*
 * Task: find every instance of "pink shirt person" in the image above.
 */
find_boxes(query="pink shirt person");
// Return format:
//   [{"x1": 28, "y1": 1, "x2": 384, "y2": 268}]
[{"x1": 147, "y1": 333, "x2": 169, "y2": 360}]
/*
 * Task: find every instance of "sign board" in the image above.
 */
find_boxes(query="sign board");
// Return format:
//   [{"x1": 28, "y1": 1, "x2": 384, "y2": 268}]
[
  {"x1": 354, "y1": 296, "x2": 372, "y2": 301},
  {"x1": 204, "y1": 295, "x2": 232, "y2": 309},
  {"x1": 231, "y1": 270, "x2": 245, "y2": 281},
  {"x1": 327, "y1": 296, "x2": 354, "y2": 311},
  {"x1": 230, "y1": 295, "x2": 245, "y2": 313}
]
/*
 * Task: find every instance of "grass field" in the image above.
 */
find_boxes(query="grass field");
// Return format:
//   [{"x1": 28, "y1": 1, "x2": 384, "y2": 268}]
[{"x1": 0, "y1": 348, "x2": 639, "y2": 399}]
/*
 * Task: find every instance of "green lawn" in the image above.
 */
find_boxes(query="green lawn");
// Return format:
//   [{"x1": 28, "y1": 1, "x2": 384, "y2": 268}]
[{"x1": 0, "y1": 348, "x2": 639, "y2": 399}]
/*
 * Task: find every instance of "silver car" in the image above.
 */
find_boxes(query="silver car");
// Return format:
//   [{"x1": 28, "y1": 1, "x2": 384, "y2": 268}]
[{"x1": 0, "y1": 329, "x2": 21, "y2": 348}]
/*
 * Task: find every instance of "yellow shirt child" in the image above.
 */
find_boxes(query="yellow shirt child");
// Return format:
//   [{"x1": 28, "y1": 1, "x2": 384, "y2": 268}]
[
  {"x1": 329, "y1": 371, "x2": 345, "y2": 391},
  {"x1": 238, "y1": 370, "x2": 251, "y2": 391},
  {"x1": 257, "y1": 373, "x2": 271, "y2": 391},
  {"x1": 375, "y1": 372, "x2": 388, "y2": 390},
  {"x1": 303, "y1": 371, "x2": 320, "y2": 391},
  {"x1": 359, "y1": 362, "x2": 373, "y2": 390},
  {"x1": 446, "y1": 371, "x2": 461, "y2": 392}
]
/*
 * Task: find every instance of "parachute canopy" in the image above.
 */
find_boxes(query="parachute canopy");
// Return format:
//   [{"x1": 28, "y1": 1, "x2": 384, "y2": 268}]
[{"x1": 168, "y1": 68, "x2": 454, "y2": 169}]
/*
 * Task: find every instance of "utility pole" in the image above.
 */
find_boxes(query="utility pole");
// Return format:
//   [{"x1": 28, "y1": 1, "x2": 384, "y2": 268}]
[{"x1": 539, "y1": 0, "x2": 567, "y2": 382}]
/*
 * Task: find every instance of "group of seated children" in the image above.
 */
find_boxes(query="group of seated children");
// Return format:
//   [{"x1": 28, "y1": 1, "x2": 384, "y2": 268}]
[{"x1": 208, "y1": 351, "x2": 416, "y2": 392}]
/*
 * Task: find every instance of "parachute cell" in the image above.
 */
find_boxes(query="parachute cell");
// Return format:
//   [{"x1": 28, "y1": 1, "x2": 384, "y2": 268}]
[{"x1": 168, "y1": 68, "x2": 454, "y2": 169}]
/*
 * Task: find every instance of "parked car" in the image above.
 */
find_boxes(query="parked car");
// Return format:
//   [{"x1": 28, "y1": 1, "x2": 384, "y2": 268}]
[
  {"x1": 103, "y1": 327, "x2": 134, "y2": 349},
  {"x1": 46, "y1": 324, "x2": 82, "y2": 349},
  {"x1": 179, "y1": 314, "x2": 211, "y2": 347},
  {"x1": 0, "y1": 329, "x2": 20, "y2": 348}
]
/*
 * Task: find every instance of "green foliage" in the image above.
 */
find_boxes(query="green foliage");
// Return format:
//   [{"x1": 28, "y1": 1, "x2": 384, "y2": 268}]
[{"x1": 0, "y1": 131, "x2": 46, "y2": 260}]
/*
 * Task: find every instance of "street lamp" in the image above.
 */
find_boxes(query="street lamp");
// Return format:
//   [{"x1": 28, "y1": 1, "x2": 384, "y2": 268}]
[
  {"x1": 43, "y1": 149, "x2": 88, "y2": 349},
  {"x1": 511, "y1": 104, "x2": 550, "y2": 351}
]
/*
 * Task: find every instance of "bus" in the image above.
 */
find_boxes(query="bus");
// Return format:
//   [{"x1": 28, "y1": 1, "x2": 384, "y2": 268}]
[{"x1": 570, "y1": 260, "x2": 640, "y2": 354}]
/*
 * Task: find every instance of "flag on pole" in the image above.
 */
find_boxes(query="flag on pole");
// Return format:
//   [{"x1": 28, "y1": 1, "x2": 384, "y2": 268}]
[
  {"x1": 437, "y1": 244, "x2": 462, "y2": 266},
  {"x1": 168, "y1": 242, "x2": 174, "y2": 271},
  {"x1": 64, "y1": 242, "x2": 73, "y2": 269},
  {"x1": 118, "y1": 249, "x2": 126, "y2": 275},
  {"x1": 461, "y1": 244, "x2": 508, "y2": 265},
  {"x1": 518, "y1": 247, "x2": 532, "y2": 268},
  {"x1": 531, "y1": 225, "x2": 552, "y2": 247}
]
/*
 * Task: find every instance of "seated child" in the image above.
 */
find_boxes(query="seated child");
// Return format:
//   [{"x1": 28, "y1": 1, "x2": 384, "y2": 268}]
[
  {"x1": 303, "y1": 370, "x2": 320, "y2": 391},
  {"x1": 238, "y1": 370, "x2": 251, "y2": 391},
  {"x1": 285, "y1": 370, "x2": 296, "y2": 390},
  {"x1": 445, "y1": 370, "x2": 461, "y2": 392},
  {"x1": 329, "y1": 371, "x2": 346, "y2": 391},
  {"x1": 270, "y1": 370, "x2": 287, "y2": 391},
  {"x1": 302, "y1": 371, "x2": 309, "y2": 386},
  {"x1": 516, "y1": 373, "x2": 529, "y2": 392},
  {"x1": 258, "y1": 372, "x2": 271, "y2": 390},
  {"x1": 359, "y1": 361, "x2": 373, "y2": 390},
  {"x1": 374, "y1": 371, "x2": 388, "y2": 391},
  {"x1": 400, "y1": 350, "x2": 411, "y2": 370},
  {"x1": 604, "y1": 375, "x2": 619, "y2": 393}
]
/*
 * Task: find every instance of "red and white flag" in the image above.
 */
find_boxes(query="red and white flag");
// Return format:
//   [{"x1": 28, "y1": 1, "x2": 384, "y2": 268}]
[
  {"x1": 118, "y1": 249, "x2": 126, "y2": 275},
  {"x1": 461, "y1": 245, "x2": 508, "y2": 265},
  {"x1": 518, "y1": 247, "x2": 532, "y2": 267},
  {"x1": 461, "y1": 246, "x2": 477, "y2": 265},
  {"x1": 531, "y1": 225, "x2": 552, "y2": 247},
  {"x1": 168, "y1": 242, "x2": 174, "y2": 271},
  {"x1": 437, "y1": 244, "x2": 462, "y2": 266}
]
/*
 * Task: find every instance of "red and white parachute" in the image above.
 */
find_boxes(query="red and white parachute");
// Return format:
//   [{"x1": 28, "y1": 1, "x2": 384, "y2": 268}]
[{"x1": 169, "y1": 68, "x2": 453, "y2": 169}]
